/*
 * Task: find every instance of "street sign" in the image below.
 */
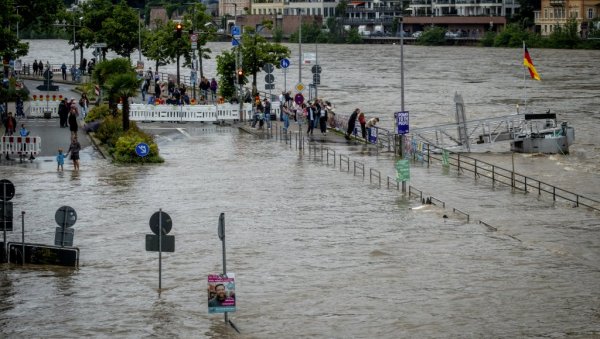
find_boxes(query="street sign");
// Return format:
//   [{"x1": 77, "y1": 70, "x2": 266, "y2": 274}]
[
  {"x1": 295, "y1": 83, "x2": 305, "y2": 92},
  {"x1": 264, "y1": 74, "x2": 275, "y2": 84},
  {"x1": 149, "y1": 211, "x2": 173, "y2": 235},
  {"x1": 396, "y1": 111, "x2": 409, "y2": 135},
  {"x1": 0, "y1": 179, "x2": 15, "y2": 201},
  {"x1": 280, "y1": 58, "x2": 290, "y2": 69},
  {"x1": 311, "y1": 65, "x2": 322, "y2": 74},
  {"x1": 396, "y1": 160, "x2": 410, "y2": 182},
  {"x1": 135, "y1": 143, "x2": 150, "y2": 157},
  {"x1": 190, "y1": 33, "x2": 198, "y2": 43},
  {"x1": 0, "y1": 202, "x2": 13, "y2": 231},
  {"x1": 191, "y1": 42, "x2": 197, "y2": 50},
  {"x1": 55, "y1": 206, "x2": 77, "y2": 227},
  {"x1": 312, "y1": 74, "x2": 321, "y2": 85},
  {"x1": 265, "y1": 84, "x2": 275, "y2": 90},
  {"x1": 303, "y1": 52, "x2": 316, "y2": 64},
  {"x1": 294, "y1": 93, "x2": 304, "y2": 105},
  {"x1": 90, "y1": 43, "x2": 107, "y2": 48},
  {"x1": 263, "y1": 63, "x2": 274, "y2": 73},
  {"x1": 145, "y1": 234, "x2": 175, "y2": 252},
  {"x1": 54, "y1": 227, "x2": 74, "y2": 247},
  {"x1": 231, "y1": 38, "x2": 239, "y2": 47}
]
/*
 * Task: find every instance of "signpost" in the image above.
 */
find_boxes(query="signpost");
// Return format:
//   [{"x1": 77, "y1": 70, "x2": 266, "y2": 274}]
[
  {"x1": 396, "y1": 111, "x2": 409, "y2": 135},
  {"x1": 215, "y1": 213, "x2": 240, "y2": 333},
  {"x1": 146, "y1": 209, "x2": 175, "y2": 291},
  {"x1": 54, "y1": 206, "x2": 77, "y2": 247},
  {"x1": 281, "y1": 58, "x2": 290, "y2": 92},
  {"x1": 396, "y1": 159, "x2": 410, "y2": 193},
  {"x1": 1, "y1": 179, "x2": 15, "y2": 262}
]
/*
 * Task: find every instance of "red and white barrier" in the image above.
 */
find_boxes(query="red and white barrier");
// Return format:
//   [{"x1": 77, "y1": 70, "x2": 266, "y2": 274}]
[{"x1": 1, "y1": 136, "x2": 41, "y2": 158}]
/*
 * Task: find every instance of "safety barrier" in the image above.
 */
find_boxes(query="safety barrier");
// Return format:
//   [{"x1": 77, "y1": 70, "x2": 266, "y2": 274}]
[
  {"x1": 124, "y1": 103, "x2": 257, "y2": 122},
  {"x1": 28, "y1": 97, "x2": 64, "y2": 118},
  {"x1": 1, "y1": 136, "x2": 41, "y2": 158}
]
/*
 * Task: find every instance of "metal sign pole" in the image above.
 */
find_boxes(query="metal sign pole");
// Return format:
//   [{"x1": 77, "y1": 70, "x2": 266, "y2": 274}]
[
  {"x1": 21, "y1": 211, "x2": 25, "y2": 265},
  {"x1": 159, "y1": 208, "x2": 163, "y2": 290},
  {"x1": 61, "y1": 208, "x2": 67, "y2": 247},
  {"x1": 218, "y1": 213, "x2": 227, "y2": 323}
]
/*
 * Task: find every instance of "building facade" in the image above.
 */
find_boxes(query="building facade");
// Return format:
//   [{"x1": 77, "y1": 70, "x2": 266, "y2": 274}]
[{"x1": 534, "y1": 0, "x2": 600, "y2": 36}]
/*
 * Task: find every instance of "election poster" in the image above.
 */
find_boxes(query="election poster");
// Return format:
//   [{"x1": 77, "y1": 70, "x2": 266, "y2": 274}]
[{"x1": 207, "y1": 273, "x2": 236, "y2": 314}]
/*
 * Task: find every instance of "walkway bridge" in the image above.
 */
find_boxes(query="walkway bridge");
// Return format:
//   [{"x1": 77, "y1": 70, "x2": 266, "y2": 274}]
[{"x1": 410, "y1": 93, "x2": 527, "y2": 152}]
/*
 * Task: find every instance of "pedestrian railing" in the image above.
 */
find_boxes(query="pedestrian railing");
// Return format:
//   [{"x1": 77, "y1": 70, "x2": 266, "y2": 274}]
[{"x1": 410, "y1": 141, "x2": 600, "y2": 212}]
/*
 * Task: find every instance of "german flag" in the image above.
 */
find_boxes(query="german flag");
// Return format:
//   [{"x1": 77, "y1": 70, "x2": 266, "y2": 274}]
[{"x1": 523, "y1": 45, "x2": 541, "y2": 81}]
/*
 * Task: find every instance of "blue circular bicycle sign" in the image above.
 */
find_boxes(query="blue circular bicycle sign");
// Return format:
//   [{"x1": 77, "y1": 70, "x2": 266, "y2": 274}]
[{"x1": 135, "y1": 142, "x2": 150, "y2": 157}]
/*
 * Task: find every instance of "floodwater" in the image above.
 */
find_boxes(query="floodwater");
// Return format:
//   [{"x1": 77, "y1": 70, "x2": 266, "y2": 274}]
[{"x1": 0, "y1": 40, "x2": 599, "y2": 338}]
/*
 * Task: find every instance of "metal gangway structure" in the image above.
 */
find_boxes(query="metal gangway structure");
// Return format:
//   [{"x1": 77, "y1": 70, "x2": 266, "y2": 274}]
[{"x1": 410, "y1": 93, "x2": 528, "y2": 152}]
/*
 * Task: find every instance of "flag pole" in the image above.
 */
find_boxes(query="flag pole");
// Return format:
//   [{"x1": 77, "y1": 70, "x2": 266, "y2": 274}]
[{"x1": 522, "y1": 41, "x2": 528, "y2": 110}]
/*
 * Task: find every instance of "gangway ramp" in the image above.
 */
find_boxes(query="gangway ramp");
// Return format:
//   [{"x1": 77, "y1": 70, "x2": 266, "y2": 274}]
[{"x1": 410, "y1": 93, "x2": 527, "y2": 151}]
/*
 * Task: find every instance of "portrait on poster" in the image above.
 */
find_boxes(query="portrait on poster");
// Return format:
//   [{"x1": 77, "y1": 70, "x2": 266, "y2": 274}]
[{"x1": 207, "y1": 273, "x2": 236, "y2": 313}]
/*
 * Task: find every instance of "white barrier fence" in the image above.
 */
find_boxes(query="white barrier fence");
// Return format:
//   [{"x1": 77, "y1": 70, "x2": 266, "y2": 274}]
[
  {"x1": 28, "y1": 100, "x2": 61, "y2": 118},
  {"x1": 1, "y1": 136, "x2": 42, "y2": 158},
  {"x1": 124, "y1": 103, "x2": 269, "y2": 122}
]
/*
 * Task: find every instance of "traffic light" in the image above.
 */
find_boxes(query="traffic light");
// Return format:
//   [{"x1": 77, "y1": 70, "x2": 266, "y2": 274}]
[
  {"x1": 237, "y1": 68, "x2": 244, "y2": 83},
  {"x1": 175, "y1": 23, "x2": 182, "y2": 38}
]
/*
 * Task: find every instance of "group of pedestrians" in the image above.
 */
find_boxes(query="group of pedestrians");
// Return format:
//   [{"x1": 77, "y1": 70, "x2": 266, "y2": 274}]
[
  {"x1": 345, "y1": 108, "x2": 379, "y2": 142},
  {"x1": 2, "y1": 111, "x2": 35, "y2": 160},
  {"x1": 141, "y1": 68, "x2": 219, "y2": 105},
  {"x1": 279, "y1": 98, "x2": 333, "y2": 135},
  {"x1": 56, "y1": 97, "x2": 82, "y2": 171}
]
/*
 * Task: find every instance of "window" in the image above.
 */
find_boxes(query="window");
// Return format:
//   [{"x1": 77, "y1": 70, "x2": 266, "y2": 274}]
[{"x1": 588, "y1": 8, "x2": 593, "y2": 19}]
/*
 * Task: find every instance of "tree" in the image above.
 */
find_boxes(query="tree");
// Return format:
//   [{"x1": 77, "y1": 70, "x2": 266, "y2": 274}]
[
  {"x1": 92, "y1": 58, "x2": 134, "y2": 116},
  {"x1": 183, "y1": 3, "x2": 214, "y2": 80},
  {"x1": 239, "y1": 27, "x2": 291, "y2": 96},
  {"x1": 99, "y1": 1, "x2": 140, "y2": 59},
  {"x1": 107, "y1": 72, "x2": 141, "y2": 131},
  {"x1": 215, "y1": 50, "x2": 238, "y2": 100},
  {"x1": 0, "y1": 1, "x2": 29, "y2": 62}
]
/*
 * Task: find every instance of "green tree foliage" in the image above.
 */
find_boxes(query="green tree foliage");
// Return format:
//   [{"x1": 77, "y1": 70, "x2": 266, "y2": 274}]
[
  {"x1": 100, "y1": 1, "x2": 141, "y2": 58},
  {"x1": 545, "y1": 18, "x2": 580, "y2": 49},
  {"x1": 239, "y1": 29, "x2": 290, "y2": 95},
  {"x1": 11, "y1": 0, "x2": 65, "y2": 38},
  {"x1": 107, "y1": 72, "x2": 142, "y2": 131},
  {"x1": 417, "y1": 26, "x2": 446, "y2": 45},
  {"x1": 494, "y1": 23, "x2": 536, "y2": 47},
  {"x1": 0, "y1": 1, "x2": 29, "y2": 61},
  {"x1": 345, "y1": 28, "x2": 362, "y2": 44},
  {"x1": 215, "y1": 50, "x2": 238, "y2": 100},
  {"x1": 92, "y1": 58, "x2": 134, "y2": 116},
  {"x1": 143, "y1": 21, "x2": 192, "y2": 75}
]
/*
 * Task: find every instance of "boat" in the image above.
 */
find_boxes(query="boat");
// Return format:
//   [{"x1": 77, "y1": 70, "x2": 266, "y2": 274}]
[{"x1": 510, "y1": 112, "x2": 574, "y2": 154}]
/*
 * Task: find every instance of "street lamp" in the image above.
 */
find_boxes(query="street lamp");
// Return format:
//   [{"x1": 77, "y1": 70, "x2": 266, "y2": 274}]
[
  {"x1": 15, "y1": 6, "x2": 26, "y2": 40},
  {"x1": 54, "y1": 17, "x2": 82, "y2": 71}
]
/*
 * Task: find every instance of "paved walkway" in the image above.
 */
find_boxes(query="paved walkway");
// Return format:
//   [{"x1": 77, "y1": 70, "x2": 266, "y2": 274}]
[{"x1": 2, "y1": 79, "x2": 91, "y2": 159}]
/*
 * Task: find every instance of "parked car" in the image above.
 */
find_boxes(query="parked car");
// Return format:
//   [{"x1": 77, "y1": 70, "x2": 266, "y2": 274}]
[
  {"x1": 445, "y1": 31, "x2": 459, "y2": 39},
  {"x1": 412, "y1": 31, "x2": 423, "y2": 38}
]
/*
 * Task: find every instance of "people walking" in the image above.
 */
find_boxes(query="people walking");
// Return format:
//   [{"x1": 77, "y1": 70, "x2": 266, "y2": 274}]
[
  {"x1": 345, "y1": 108, "x2": 360, "y2": 140},
  {"x1": 68, "y1": 106, "x2": 79, "y2": 138},
  {"x1": 319, "y1": 102, "x2": 328, "y2": 134},
  {"x1": 37, "y1": 60, "x2": 44, "y2": 77},
  {"x1": 79, "y1": 93, "x2": 89, "y2": 119},
  {"x1": 61, "y1": 63, "x2": 67, "y2": 80},
  {"x1": 366, "y1": 117, "x2": 380, "y2": 142},
  {"x1": 3, "y1": 112, "x2": 16, "y2": 136},
  {"x1": 56, "y1": 148, "x2": 65, "y2": 172},
  {"x1": 66, "y1": 136, "x2": 81, "y2": 171},
  {"x1": 306, "y1": 102, "x2": 316, "y2": 135},
  {"x1": 358, "y1": 111, "x2": 366, "y2": 139},
  {"x1": 33, "y1": 60, "x2": 38, "y2": 76},
  {"x1": 282, "y1": 104, "x2": 290, "y2": 133},
  {"x1": 210, "y1": 78, "x2": 218, "y2": 102},
  {"x1": 58, "y1": 98, "x2": 69, "y2": 128}
]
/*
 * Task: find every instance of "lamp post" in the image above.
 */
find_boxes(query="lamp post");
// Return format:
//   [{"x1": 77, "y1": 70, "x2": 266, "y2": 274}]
[
  {"x1": 15, "y1": 6, "x2": 25, "y2": 40},
  {"x1": 138, "y1": 9, "x2": 142, "y2": 62},
  {"x1": 298, "y1": 9, "x2": 302, "y2": 85}
]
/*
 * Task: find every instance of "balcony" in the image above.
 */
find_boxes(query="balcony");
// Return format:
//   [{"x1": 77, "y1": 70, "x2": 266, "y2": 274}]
[{"x1": 549, "y1": 0, "x2": 565, "y2": 6}]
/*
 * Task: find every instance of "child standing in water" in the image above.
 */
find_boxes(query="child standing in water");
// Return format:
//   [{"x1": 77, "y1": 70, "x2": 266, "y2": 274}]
[{"x1": 56, "y1": 148, "x2": 65, "y2": 172}]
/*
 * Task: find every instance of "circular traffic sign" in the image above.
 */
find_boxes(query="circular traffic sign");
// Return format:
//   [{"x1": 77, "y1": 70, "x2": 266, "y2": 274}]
[
  {"x1": 190, "y1": 33, "x2": 198, "y2": 43},
  {"x1": 135, "y1": 143, "x2": 150, "y2": 157},
  {"x1": 263, "y1": 63, "x2": 274, "y2": 73},
  {"x1": 311, "y1": 65, "x2": 322, "y2": 74},
  {"x1": 280, "y1": 58, "x2": 290, "y2": 69},
  {"x1": 294, "y1": 93, "x2": 304, "y2": 105},
  {"x1": 264, "y1": 74, "x2": 275, "y2": 84},
  {"x1": 0, "y1": 179, "x2": 15, "y2": 201},
  {"x1": 55, "y1": 206, "x2": 77, "y2": 228},
  {"x1": 149, "y1": 211, "x2": 173, "y2": 235}
]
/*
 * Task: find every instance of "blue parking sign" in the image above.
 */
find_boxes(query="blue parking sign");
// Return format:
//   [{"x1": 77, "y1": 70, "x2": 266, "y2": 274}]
[{"x1": 396, "y1": 111, "x2": 409, "y2": 135}]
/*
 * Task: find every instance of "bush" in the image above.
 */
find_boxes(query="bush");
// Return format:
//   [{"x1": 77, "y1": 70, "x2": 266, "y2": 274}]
[
  {"x1": 95, "y1": 114, "x2": 123, "y2": 146},
  {"x1": 112, "y1": 128, "x2": 164, "y2": 164},
  {"x1": 417, "y1": 26, "x2": 446, "y2": 45},
  {"x1": 85, "y1": 104, "x2": 111, "y2": 123}
]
